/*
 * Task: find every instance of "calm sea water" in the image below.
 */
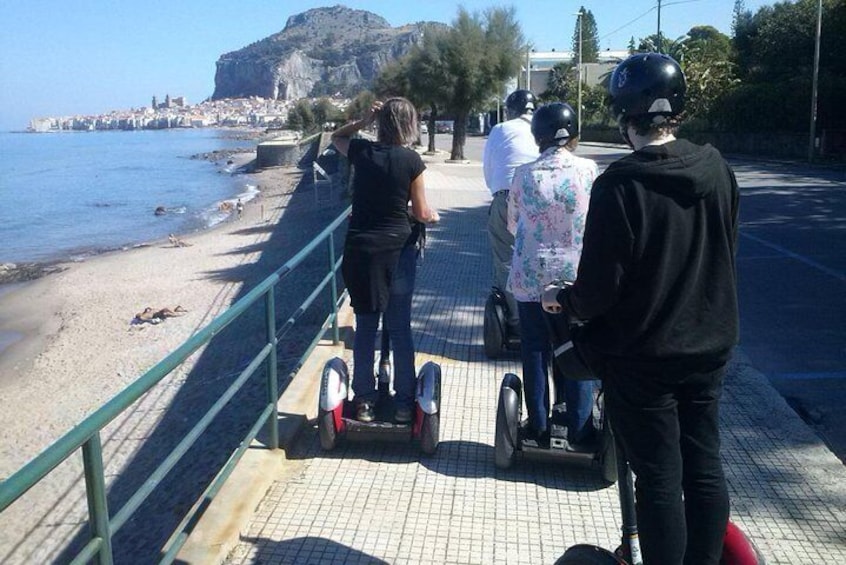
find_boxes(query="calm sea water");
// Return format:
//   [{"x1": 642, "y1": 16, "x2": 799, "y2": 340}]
[{"x1": 0, "y1": 128, "x2": 257, "y2": 264}]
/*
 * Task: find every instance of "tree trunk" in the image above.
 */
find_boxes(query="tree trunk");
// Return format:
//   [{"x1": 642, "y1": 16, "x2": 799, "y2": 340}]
[
  {"x1": 427, "y1": 105, "x2": 437, "y2": 153},
  {"x1": 450, "y1": 112, "x2": 468, "y2": 160}
]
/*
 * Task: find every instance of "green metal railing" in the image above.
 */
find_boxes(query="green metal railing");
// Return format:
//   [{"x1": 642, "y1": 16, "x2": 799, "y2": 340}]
[{"x1": 0, "y1": 204, "x2": 352, "y2": 564}]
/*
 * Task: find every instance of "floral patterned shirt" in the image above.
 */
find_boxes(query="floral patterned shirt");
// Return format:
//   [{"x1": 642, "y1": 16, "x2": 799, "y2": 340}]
[{"x1": 506, "y1": 146, "x2": 598, "y2": 302}]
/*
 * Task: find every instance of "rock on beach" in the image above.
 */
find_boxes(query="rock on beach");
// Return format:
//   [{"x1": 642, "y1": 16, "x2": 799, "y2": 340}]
[{"x1": 0, "y1": 262, "x2": 65, "y2": 284}]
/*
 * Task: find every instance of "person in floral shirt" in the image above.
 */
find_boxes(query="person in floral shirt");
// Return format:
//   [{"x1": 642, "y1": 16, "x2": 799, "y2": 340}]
[{"x1": 506, "y1": 102, "x2": 599, "y2": 449}]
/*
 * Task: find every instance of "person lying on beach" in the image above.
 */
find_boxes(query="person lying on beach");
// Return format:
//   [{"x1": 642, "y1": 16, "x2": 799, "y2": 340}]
[
  {"x1": 168, "y1": 234, "x2": 192, "y2": 247},
  {"x1": 132, "y1": 305, "x2": 188, "y2": 325}
]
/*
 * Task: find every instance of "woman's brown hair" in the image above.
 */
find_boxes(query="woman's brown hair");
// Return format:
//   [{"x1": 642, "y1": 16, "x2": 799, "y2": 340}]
[{"x1": 377, "y1": 97, "x2": 418, "y2": 146}]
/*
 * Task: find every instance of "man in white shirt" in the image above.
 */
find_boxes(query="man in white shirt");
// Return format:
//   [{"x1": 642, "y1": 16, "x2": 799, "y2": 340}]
[{"x1": 483, "y1": 89, "x2": 539, "y2": 337}]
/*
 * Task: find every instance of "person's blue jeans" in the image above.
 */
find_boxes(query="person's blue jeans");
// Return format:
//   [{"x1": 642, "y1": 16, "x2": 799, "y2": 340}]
[
  {"x1": 353, "y1": 244, "x2": 417, "y2": 410},
  {"x1": 517, "y1": 301, "x2": 596, "y2": 441}
]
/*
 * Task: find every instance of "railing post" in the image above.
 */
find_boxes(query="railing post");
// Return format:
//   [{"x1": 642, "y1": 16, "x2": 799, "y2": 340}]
[
  {"x1": 328, "y1": 232, "x2": 340, "y2": 345},
  {"x1": 265, "y1": 290, "x2": 279, "y2": 450},
  {"x1": 82, "y1": 433, "x2": 113, "y2": 565}
]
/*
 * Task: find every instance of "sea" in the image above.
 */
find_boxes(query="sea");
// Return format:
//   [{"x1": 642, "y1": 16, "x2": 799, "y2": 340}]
[
  {"x1": 0, "y1": 128, "x2": 258, "y2": 266},
  {"x1": 0, "y1": 127, "x2": 259, "y2": 355}
]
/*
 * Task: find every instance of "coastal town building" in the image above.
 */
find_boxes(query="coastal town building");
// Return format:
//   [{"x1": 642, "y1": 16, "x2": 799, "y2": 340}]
[{"x1": 28, "y1": 96, "x2": 298, "y2": 133}]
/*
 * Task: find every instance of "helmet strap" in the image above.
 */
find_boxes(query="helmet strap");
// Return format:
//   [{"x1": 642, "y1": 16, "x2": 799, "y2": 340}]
[{"x1": 618, "y1": 122, "x2": 635, "y2": 150}]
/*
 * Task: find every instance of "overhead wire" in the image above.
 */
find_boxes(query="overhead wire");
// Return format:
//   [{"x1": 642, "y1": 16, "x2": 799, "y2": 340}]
[{"x1": 571, "y1": 0, "x2": 706, "y2": 46}]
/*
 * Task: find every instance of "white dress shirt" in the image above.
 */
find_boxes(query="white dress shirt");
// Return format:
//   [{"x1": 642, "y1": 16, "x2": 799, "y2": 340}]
[{"x1": 483, "y1": 115, "x2": 538, "y2": 195}]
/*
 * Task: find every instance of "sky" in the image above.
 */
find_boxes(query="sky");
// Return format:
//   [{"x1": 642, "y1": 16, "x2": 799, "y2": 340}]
[{"x1": 0, "y1": 0, "x2": 773, "y2": 132}]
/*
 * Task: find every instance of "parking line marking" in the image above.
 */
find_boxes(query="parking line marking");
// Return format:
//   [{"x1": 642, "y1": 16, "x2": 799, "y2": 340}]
[
  {"x1": 740, "y1": 231, "x2": 846, "y2": 282},
  {"x1": 770, "y1": 372, "x2": 846, "y2": 381}
]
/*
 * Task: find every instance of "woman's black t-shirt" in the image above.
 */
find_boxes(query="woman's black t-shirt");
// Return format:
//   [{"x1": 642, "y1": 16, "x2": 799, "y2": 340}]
[{"x1": 342, "y1": 138, "x2": 426, "y2": 313}]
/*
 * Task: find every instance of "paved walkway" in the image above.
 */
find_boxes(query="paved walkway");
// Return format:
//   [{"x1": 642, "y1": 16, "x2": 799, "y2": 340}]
[{"x1": 220, "y1": 153, "x2": 846, "y2": 564}]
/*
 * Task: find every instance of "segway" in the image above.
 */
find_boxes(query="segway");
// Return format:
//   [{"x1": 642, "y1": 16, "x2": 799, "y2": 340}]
[
  {"x1": 494, "y1": 299, "x2": 617, "y2": 483},
  {"x1": 317, "y1": 356, "x2": 441, "y2": 455},
  {"x1": 494, "y1": 372, "x2": 617, "y2": 483},
  {"x1": 483, "y1": 286, "x2": 521, "y2": 358},
  {"x1": 540, "y1": 289, "x2": 766, "y2": 564},
  {"x1": 555, "y1": 439, "x2": 767, "y2": 564}
]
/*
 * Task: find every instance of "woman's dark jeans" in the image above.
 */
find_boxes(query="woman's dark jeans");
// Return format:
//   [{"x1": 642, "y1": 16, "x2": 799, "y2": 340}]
[
  {"x1": 353, "y1": 244, "x2": 417, "y2": 410},
  {"x1": 605, "y1": 363, "x2": 730, "y2": 565},
  {"x1": 517, "y1": 301, "x2": 596, "y2": 441}
]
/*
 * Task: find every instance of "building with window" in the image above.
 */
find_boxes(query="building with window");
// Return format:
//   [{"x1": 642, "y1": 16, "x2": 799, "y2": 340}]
[{"x1": 518, "y1": 49, "x2": 629, "y2": 93}]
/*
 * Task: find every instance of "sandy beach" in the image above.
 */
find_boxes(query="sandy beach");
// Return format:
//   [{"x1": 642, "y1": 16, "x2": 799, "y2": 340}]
[{"x1": 0, "y1": 148, "x2": 350, "y2": 562}]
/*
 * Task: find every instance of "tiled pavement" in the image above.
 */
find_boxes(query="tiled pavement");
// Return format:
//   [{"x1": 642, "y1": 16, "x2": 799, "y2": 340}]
[{"x1": 223, "y1": 153, "x2": 846, "y2": 564}]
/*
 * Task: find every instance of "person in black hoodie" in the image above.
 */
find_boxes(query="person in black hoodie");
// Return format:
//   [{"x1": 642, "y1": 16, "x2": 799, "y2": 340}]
[{"x1": 542, "y1": 54, "x2": 740, "y2": 564}]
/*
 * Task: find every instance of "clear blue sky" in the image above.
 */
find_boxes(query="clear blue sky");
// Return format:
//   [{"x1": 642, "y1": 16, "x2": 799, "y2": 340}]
[{"x1": 0, "y1": 0, "x2": 771, "y2": 132}]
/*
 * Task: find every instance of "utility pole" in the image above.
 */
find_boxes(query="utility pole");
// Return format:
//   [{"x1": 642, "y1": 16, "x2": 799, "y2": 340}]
[
  {"x1": 657, "y1": 0, "x2": 663, "y2": 53},
  {"x1": 526, "y1": 49, "x2": 531, "y2": 90},
  {"x1": 808, "y1": 0, "x2": 822, "y2": 163},
  {"x1": 577, "y1": 9, "x2": 583, "y2": 136}
]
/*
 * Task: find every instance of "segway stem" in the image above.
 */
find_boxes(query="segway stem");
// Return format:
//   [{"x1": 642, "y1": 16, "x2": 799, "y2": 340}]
[
  {"x1": 380, "y1": 326, "x2": 390, "y2": 366},
  {"x1": 617, "y1": 446, "x2": 643, "y2": 565}
]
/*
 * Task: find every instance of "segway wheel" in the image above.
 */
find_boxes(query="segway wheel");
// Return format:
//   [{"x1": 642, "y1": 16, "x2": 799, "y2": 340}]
[
  {"x1": 317, "y1": 408, "x2": 337, "y2": 450},
  {"x1": 555, "y1": 544, "x2": 624, "y2": 564},
  {"x1": 494, "y1": 373, "x2": 522, "y2": 469},
  {"x1": 483, "y1": 293, "x2": 505, "y2": 359},
  {"x1": 420, "y1": 413, "x2": 440, "y2": 455}
]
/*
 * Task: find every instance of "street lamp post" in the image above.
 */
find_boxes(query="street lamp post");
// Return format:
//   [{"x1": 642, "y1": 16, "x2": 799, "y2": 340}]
[
  {"x1": 808, "y1": 0, "x2": 822, "y2": 163},
  {"x1": 576, "y1": 9, "x2": 583, "y2": 136}
]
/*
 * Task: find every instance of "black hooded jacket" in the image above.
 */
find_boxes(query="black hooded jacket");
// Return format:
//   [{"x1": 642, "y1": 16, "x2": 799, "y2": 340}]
[{"x1": 564, "y1": 139, "x2": 740, "y2": 373}]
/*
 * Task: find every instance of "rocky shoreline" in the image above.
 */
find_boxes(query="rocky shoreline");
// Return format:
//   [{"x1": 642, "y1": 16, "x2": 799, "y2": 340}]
[{"x1": 0, "y1": 262, "x2": 66, "y2": 285}]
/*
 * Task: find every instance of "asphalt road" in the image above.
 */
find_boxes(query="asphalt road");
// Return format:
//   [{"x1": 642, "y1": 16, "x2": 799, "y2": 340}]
[{"x1": 438, "y1": 133, "x2": 846, "y2": 465}]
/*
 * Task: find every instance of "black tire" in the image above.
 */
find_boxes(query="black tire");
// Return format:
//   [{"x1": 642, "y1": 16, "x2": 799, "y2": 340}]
[
  {"x1": 555, "y1": 544, "x2": 622, "y2": 565},
  {"x1": 483, "y1": 294, "x2": 505, "y2": 359},
  {"x1": 494, "y1": 375, "x2": 521, "y2": 469},
  {"x1": 318, "y1": 408, "x2": 337, "y2": 451},
  {"x1": 420, "y1": 413, "x2": 440, "y2": 455}
]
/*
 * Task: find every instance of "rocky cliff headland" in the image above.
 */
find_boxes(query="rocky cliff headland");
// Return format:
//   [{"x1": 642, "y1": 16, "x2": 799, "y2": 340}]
[{"x1": 212, "y1": 5, "x2": 445, "y2": 101}]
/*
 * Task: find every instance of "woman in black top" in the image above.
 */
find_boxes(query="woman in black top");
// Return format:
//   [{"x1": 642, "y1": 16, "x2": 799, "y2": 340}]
[{"x1": 332, "y1": 98, "x2": 439, "y2": 423}]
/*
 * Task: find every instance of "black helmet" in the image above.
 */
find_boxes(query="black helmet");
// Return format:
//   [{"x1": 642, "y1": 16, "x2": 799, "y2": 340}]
[
  {"x1": 505, "y1": 90, "x2": 536, "y2": 119},
  {"x1": 608, "y1": 53, "x2": 686, "y2": 123},
  {"x1": 531, "y1": 102, "x2": 578, "y2": 147}
]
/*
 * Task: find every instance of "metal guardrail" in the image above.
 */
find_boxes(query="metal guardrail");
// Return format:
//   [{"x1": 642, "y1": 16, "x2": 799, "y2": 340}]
[{"x1": 0, "y1": 204, "x2": 353, "y2": 564}]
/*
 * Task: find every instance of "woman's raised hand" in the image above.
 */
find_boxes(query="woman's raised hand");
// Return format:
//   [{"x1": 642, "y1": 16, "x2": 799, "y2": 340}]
[{"x1": 366, "y1": 100, "x2": 383, "y2": 124}]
